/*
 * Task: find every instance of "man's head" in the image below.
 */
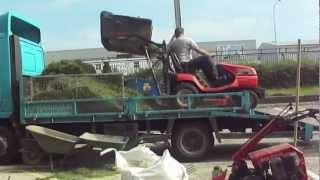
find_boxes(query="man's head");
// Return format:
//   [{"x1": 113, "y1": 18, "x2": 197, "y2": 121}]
[{"x1": 174, "y1": 27, "x2": 184, "y2": 38}]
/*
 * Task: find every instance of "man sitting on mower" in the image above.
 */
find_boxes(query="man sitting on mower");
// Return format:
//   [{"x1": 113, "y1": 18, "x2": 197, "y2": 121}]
[{"x1": 168, "y1": 27, "x2": 218, "y2": 85}]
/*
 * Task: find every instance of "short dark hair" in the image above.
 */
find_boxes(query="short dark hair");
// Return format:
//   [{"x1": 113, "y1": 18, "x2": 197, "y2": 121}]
[{"x1": 174, "y1": 27, "x2": 184, "y2": 37}]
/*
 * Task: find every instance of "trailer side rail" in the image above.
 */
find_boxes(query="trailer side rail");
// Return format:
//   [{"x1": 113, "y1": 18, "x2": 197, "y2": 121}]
[{"x1": 22, "y1": 91, "x2": 271, "y2": 124}]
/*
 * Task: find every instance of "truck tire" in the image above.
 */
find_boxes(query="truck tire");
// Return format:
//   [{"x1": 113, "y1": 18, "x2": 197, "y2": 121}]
[
  {"x1": 171, "y1": 121, "x2": 213, "y2": 161},
  {"x1": 0, "y1": 126, "x2": 18, "y2": 164},
  {"x1": 174, "y1": 83, "x2": 199, "y2": 108}
]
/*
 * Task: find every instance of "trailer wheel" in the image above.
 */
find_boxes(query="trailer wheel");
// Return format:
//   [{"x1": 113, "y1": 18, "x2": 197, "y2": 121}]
[
  {"x1": 174, "y1": 83, "x2": 199, "y2": 108},
  {"x1": 0, "y1": 126, "x2": 18, "y2": 164},
  {"x1": 171, "y1": 122, "x2": 213, "y2": 161}
]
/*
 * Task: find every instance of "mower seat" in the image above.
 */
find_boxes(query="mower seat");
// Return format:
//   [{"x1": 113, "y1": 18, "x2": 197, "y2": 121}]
[{"x1": 168, "y1": 52, "x2": 184, "y2": 73}]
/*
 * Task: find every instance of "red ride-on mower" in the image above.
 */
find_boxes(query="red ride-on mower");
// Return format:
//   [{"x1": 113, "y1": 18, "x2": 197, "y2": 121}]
[
  {"x1": 168, "y1": 52, "x2": 264, "y2": 108},
  {"x1": 212, "y1": 104, "x2": 319, "y2": 180},
  {"x1": 99, "y1": 11, "x2": 264, "y2": 108}
]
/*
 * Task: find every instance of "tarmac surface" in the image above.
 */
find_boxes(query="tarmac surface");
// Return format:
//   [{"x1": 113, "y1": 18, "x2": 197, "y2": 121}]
[{"x1": 0, "y1": 102, "x2": 318, "y2": 180}]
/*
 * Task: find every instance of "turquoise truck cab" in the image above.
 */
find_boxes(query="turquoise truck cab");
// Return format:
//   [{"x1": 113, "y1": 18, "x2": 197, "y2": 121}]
[{"x1": 0, "y1": 12, "x2": 45, "y2": 120}]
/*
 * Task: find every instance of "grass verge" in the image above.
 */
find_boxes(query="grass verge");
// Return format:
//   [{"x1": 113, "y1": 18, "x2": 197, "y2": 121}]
[
  {"x1": 36, "y1": 168, "x2": 119, "y2": 180},
  {"x1": 266, "y1": 86, "x2": 319, "y2": 96}
]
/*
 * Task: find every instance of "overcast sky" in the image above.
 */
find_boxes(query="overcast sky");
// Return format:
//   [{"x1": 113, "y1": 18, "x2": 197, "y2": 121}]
[{"x1": 1, "y1": 0, "x2": 318, "y2": 51}]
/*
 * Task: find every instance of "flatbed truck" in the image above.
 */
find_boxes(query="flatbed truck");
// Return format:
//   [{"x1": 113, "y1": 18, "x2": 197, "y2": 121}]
[{"x1": 0, "y1": 12, "x2": 308, "y2": 164}]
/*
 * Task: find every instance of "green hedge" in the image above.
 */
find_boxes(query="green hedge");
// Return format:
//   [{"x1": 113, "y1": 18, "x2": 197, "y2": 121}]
[
  {"x1": 248, "y1": 60, "x2": 319, "y2": 88},
  {"x1": 43, "y1": 60, "x2": 96, "y2": 75}
]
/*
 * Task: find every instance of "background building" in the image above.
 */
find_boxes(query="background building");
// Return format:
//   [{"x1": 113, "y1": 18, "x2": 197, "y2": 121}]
[
  {"x1": 258, "y1": 41, "x2": 320, "y2": 63},
  {"x1": 45, "y1": 39, "x2": 257, "y2": 74}
]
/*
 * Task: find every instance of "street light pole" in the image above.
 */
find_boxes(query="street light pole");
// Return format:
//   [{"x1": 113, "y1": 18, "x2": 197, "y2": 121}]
[
  {"x1": 273, "y1": 0, "x2": 281, "y2": 44},
  {"x1": 174, "y1": 0, "x2": 182, "y2": 28}
]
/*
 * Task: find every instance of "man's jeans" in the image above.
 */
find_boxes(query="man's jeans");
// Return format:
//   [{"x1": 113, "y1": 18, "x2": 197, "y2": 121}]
[{"x1": 183, "y1": 56, "x2": 218, "y2": 84}]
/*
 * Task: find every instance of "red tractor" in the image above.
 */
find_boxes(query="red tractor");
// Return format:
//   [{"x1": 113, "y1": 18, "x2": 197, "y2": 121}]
[{"x1": 213, "y1": 104, "x2": 319, "y2": 180}]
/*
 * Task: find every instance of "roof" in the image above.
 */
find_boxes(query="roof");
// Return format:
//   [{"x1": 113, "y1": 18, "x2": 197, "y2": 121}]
[
  {"x1": 45, "y1": 47, "x2": 122, "y2": 64},
  {"x1": 198, "y1": 39, "x2": 256, "y2": 51},
  {"x1": 258, "y1": 40, "x2": 319, "y2": 50},
  {"x1": 0, "y1": 11, "x2": 40, "y2": 34}
]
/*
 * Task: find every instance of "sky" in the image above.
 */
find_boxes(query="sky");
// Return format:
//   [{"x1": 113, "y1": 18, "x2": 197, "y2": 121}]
[{"x1": 0, "y1": 0, "x2": 318, "y2": 51}]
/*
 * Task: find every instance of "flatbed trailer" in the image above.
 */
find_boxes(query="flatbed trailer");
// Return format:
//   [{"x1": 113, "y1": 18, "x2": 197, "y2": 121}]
[
  {"x1": 23, "y1": 92, "x2": 270, "y2": 124},
  {"x1": 20, "y1": 85, "x2": 275, "y2": 161}
]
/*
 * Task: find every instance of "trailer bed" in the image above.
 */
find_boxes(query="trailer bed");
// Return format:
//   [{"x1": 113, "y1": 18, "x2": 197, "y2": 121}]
[{"x1": 22, "y1": 91, "x2": 272, "y2": 124}]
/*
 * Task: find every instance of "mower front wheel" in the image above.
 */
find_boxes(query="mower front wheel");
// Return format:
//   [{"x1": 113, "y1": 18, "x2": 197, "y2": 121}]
[{"x1": 174, "y1": 83, "x2": 199, "y2": 108}]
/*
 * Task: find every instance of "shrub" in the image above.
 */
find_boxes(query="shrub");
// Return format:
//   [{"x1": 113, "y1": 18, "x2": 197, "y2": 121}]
[
  {"x1": 248, "y1": 60, "x2": 319, "y2": 88},
  {"x1": 43, "y1": 60, "x2": 96, "y2": 75}
]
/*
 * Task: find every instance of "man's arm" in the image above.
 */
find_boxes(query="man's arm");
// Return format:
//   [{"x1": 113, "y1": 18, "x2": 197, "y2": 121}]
[
  {"x1": 189, "y1": 38, "x2": 215, "y2": 57},
  {"x1": 193, "y1": 47, "x2": 215, "y2": 57}
]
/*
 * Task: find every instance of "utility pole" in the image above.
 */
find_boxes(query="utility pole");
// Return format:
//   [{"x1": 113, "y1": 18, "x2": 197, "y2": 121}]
[
  {"x1": 174, "y1": 0, "x2": 182, "y2": 28},
  {"x1": 273, "y1": 0, "x2": 281, "y2": 44}
]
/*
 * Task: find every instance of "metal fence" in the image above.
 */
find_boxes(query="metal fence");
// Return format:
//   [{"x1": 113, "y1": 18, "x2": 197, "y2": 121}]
[
  {"x1": 212, "y1": 45, "x2": 320, "y2": 64},
  {"x1": 83, "y1": 45, "x2": 320, "y2": 76},
  {"x1": 23, "y1": 74, "x2": 246, "y2": 116}
]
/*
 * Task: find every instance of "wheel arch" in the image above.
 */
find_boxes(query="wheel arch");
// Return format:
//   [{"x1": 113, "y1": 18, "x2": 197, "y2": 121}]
[{"x1": 172, "y1": 80, "x2": 203, "y2": 93}]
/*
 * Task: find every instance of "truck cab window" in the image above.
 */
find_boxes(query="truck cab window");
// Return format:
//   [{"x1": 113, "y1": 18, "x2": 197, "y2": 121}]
[{"x1": 11, "y1": 17, "x2": 41, "y2": 43}]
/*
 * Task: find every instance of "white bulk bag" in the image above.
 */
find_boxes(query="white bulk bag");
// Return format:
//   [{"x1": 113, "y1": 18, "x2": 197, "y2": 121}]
[{"x1": 101, "y1": 145, "x2": 188, "y2": 180}]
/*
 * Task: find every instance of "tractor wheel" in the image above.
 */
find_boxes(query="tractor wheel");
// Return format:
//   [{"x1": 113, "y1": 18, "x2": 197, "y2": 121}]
[
  {"x1": 0, "y1": 126, "x2": 18, "y2": 165},
  {"x1": 174, "y1": 83, "x2": 199, "y2": 108},
  {"x1": 171, "y1": 121, "x2": 213, "y2": 161}
]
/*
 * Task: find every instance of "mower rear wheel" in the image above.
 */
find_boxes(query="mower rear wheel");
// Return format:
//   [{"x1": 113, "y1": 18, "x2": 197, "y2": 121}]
[{"x1": 174, "y1": 83, "x2": 199, "y2": 108}]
